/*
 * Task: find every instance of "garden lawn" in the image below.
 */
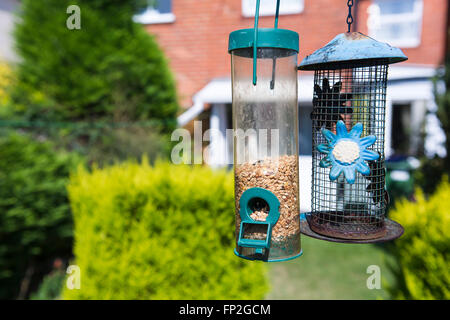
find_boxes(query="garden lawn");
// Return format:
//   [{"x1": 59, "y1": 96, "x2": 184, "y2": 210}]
[{"x1": 267, "y1": 236, "x2": 396, "y2": 299}]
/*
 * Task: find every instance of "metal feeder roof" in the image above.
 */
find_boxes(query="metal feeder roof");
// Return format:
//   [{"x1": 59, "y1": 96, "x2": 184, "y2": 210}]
[{"x1": 299, "y1": 32, "x2": 408, "y2": 70}]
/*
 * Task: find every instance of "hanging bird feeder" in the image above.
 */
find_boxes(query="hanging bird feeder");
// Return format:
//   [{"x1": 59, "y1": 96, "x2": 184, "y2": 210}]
[
  {"x1": 229, "y1": 0, "x2": 302, "y2": 261},
  {"x1": 298, "y1": 1, "x2": 406, "y2": 242}
]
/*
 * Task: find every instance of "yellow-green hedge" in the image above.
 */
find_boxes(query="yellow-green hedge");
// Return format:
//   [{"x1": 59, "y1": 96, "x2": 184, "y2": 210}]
[
  {"x1": 388, "y1": 178, "x2": 450, "y2": 299},
  {"x1": 64, "y1": 161, "x2": 268, "y2": 299},
  {"x1": 0, "y1": 62, "x2": 12, "y2": 106}
]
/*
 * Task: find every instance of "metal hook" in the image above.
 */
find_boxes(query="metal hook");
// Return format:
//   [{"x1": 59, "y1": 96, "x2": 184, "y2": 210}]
[{"x1": 347, "y1": 0, "x2": 354, "y2": 33}]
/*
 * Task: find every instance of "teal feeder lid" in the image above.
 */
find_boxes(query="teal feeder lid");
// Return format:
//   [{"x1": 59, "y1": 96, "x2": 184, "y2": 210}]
[
  {"x1": 228, "y1": 28, "x2": 299, "y2": 53},
  {"x1": 299, "y1": 32, "x2": 407, "y2": 70},
  {"x1": 228, "y1": 0, "x2": 299, "y2": 85}
]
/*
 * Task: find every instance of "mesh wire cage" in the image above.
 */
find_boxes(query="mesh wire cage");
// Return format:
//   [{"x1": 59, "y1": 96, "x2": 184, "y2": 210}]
[{"x1": 299, "y1": 32, "x2": 407, "y2": 242}]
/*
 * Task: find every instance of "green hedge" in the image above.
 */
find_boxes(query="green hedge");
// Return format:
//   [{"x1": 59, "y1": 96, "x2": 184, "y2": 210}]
[
  {"x1": 64, "y1": 161, "x2": 268, "y2": 299},
  {"x1": 387, "y1": 178, "x2": 450, "y2": 299},
  {"x1": 0, "y1": 132, "x2": 81, "y2": 299}
]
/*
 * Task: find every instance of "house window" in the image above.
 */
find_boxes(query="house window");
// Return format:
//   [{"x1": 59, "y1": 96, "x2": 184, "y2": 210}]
[
  {"x1": 133, "y1": 0, "x2": 175, "y2": 25},
  {"x1": 242, "y1": 0, "x2": 304, "y2": 17},
  {"x1": 367, "y1": 0, "x2": 423, "y2": 48},
  {"x1": 299, "y1": 105, "x2": 312, "y2": 155},
  {"x1": 391, "y1": 103, "x2": 412, "y2": 156}
]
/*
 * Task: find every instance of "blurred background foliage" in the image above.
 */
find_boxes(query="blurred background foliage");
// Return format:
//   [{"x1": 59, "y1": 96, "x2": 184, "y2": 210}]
[
  {"x1": 387, "y1": 178, "x2": 450, "y2": 299},
  {"x1": 0, "y1": 132, "x2": 81, "y2": 299},
  {"x1": 413, "y1": 59, "x2": 450, "y2": 196},
  {"x1": 0, "y1": 62, "x2": 12, "y2": 105},
  {"x1": 30, "y1": 258, "x2": 66, "y2": 300},
  {"x1": 63, "y1": 161, "x2": 268, "y2": 299}
]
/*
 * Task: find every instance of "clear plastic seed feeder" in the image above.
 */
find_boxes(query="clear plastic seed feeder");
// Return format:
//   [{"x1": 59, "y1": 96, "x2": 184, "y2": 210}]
[
  {"x1": 299, "y1": 32, "x2": 407, "y2": 243},
  {"x1": 229, "y1": 0, "x2": 302, "y2": 261}
]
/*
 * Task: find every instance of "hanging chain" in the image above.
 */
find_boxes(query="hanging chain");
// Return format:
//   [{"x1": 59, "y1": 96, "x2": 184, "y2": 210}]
[{"x1": 347, "y1": 0, "x2": 354, "y2": 33}]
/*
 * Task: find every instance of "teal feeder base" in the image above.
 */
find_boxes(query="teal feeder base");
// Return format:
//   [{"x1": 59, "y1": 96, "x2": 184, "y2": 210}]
[
  {"x1": 234, "y1": 248, "x2": 303, "y2": 262},
  {"x1": 235, "y1": 231, "x2": 302, "y2": 262}
]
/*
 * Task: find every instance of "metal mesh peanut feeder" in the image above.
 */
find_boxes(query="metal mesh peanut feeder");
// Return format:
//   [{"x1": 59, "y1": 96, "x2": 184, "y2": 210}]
[{"x1": 299, "y1": 32, "x2": 407, "y2": 242}]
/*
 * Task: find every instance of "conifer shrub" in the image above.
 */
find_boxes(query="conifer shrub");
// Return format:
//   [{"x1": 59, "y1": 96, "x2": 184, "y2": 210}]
[{"x1": 13, "y1": 0, "x2": 177, "y2": 133}]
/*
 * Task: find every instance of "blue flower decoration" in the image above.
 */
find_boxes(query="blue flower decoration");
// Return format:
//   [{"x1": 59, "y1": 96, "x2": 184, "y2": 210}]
[{"x1": 317, "y1": 121, "x2": 379, "y2": 184}]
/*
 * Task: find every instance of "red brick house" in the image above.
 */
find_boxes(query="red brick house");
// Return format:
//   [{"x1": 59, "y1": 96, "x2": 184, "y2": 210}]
[{"x1": 136, "y1": 0, "x2": 448, "y2": 208}]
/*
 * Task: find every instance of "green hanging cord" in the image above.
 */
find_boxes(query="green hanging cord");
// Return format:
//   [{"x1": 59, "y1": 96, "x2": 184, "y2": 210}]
[
  {"x1": 254, "y1": 0, "x2": 281, "y2": 86},
  {"x1": 252, "y1": 0, "x2": 261, "y2": 86},
  {"x1": 274, "y1": 0, "x2": 280, "y2": 28},
  {"x1": 270, "y1": 0, "x2": 281, "y2": 89}
]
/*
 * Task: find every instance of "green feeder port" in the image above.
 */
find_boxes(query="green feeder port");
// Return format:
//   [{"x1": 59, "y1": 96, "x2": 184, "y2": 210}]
[{"x1": 229, "y1": 0, "x2": 302, "y2": 262}]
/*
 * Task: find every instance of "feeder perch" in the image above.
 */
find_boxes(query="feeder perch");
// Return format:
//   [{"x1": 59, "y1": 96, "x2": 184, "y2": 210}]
[
  {"x1": 229, "y1": 0, "x2": 302, "y2": 261},
  {"x1": 299, "y1": 32, "x2": 407, "y2": 242}
]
